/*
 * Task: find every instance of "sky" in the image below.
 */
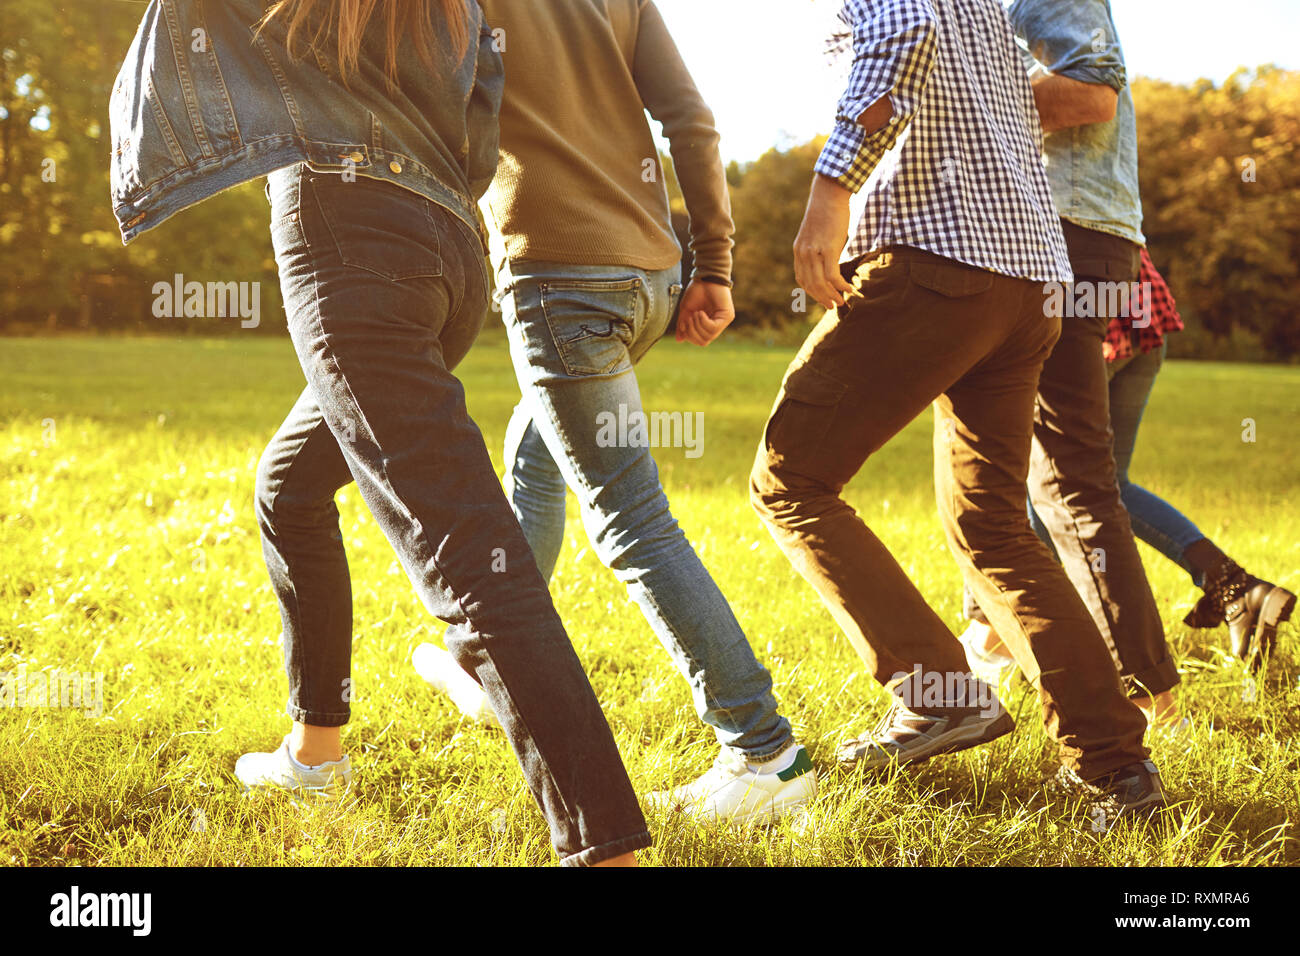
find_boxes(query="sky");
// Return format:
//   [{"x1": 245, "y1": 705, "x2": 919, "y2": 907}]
[{"x1": 652, "y1": 0, "x2": 1300, "y2": 163}]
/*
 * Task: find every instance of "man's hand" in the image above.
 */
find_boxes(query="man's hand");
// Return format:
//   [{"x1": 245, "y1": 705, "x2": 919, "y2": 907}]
[
  {"x1": 793, "y1": 174, "x2": 856, "y2": 311},
  {"x1": 675, "y1": 280, "x2": 735, "y2": 347}
]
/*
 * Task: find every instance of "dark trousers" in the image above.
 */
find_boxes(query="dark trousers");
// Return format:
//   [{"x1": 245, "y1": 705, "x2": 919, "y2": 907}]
[
  {"x1": 1023, "y1": 284, "x2": 1178, "y2": 696},
  {"x1": 963, "y1": 222, "x2": 1179, "y2": 697},
  {"x1": 258, "y1": 165, "x2": 649, "y2": 865},
  {"x1": 751, "y1": 247, "x2": 1150, "y2": 779}
]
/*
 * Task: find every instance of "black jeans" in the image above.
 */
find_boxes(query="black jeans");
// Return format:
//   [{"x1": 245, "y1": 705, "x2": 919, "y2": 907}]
[{"x1": 259, "y1": 165, "x2": 649, "y2": 865}]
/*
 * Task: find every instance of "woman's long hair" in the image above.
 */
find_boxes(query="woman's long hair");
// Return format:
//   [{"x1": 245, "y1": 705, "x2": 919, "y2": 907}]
[{"x1": 260, "y1": 0, "x2": 469, "y2": 87}]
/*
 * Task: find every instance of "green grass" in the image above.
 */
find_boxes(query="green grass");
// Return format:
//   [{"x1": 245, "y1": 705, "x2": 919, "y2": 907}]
[{"x1": 2, "y1": 332, "x2": 1298, "y2": 867}]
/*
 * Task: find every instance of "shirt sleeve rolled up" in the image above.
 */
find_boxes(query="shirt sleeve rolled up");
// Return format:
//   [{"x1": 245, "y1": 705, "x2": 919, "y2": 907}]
[
  {"x1": 1009, "y1": 0, "x2": 1127, "y2": 92},
  {"x1": 815, "y1": 0, "x2": 938, "y2": 193}
]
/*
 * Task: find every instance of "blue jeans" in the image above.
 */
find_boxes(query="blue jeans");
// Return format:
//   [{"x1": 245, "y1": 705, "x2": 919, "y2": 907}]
[
  {"x1": 1106, "y1": 343, "x2": 1205, "y2": 583},
  {"x1": 969, "y1": 341, "x2": 1207, "y2": 619},
  {"x1": 498, "y1": 259, "x2": 793, "y2": 761},
  {"x1": 258, "y1": 166, "x2": 649, "y2": 865}
]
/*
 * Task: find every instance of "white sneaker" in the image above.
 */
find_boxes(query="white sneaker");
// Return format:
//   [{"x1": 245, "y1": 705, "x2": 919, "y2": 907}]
[
  {"x1": 958, "y1": 622, "x2": 1019, "y2": 688},
  {"x1": 646, "y1": 745, "x2": 817, "y2": 824},
  {"x1": 412, "y1": 643, "x2": 500, "y2": 727},
  {"x1": 234, "y1": 736, "x2": 352, "y2": 797}
]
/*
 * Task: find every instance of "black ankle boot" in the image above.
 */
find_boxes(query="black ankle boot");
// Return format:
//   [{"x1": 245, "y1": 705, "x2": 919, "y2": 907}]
[{"x1": 1183, "y1": 553, "x2": 1296, "y2": 669}]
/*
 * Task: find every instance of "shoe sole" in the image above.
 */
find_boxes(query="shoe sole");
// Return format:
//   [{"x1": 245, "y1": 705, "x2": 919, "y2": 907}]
[
  {"x1": 1247, "y1": 587, "x2": 1296, "y2": 669},
  {"x1": 238, "y1": 781, "x2": 349, "y2": 801},
  {"x1": 724, "y1": 780, "x2": 817, "y2": 825},
  {"x1": 649, "y1": 777, "x2": 817, "y2": 826},
  {"x1": 1114, "y1": 793, "x2": 1166, "y2": 820},
  {"x1": 839, "y1": 711, "x2": 1016, "y2": 771},
  {"x1": 235, "y1": 765, "x2": 351, "y2": 799}
]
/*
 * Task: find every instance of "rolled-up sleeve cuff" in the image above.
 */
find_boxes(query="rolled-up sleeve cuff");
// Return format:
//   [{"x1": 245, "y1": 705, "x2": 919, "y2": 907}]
[
  {"x1": 1055, "y1": 61, "x2": 1127, "y2": 92},
  {"x1": 815, "y1": 120, "x2": 885, "y2": 193}
]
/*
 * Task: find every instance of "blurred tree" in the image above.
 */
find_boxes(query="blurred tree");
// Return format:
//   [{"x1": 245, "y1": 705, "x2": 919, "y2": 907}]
[
  {"x1": 0, "y1": 0, "x2": 282, "y2": 333},
  {"x1": 1135, "y1": 68, "x2": 1300, "y2": 358},
  {"x1": 729, "y1": 138, "x2": 825, "y2": 329},
  {"x1": 2, "y1": 3, "x2": 1296, "y2": 360}
]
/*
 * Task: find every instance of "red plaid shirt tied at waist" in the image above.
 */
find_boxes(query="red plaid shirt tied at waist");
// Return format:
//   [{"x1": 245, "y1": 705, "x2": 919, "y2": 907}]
[{"x1": 1103, "y1": 247, "x2": 1185, "y2": 363}]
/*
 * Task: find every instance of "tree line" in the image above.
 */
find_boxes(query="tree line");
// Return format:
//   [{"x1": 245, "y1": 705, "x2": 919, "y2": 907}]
[{"x1": 2, "y1": 3, "x2": 1297, "y2": 359}]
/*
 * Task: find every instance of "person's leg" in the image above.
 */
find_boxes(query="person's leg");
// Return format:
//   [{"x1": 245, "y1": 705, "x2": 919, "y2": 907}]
[
  {"x1": 1107, "y1": 344, "x2": 1204, "y2": 575},
  {"x1": 269, "y1": 166, "x2": 648, "y2": 866},
  {"x1": 752, "y1": 252, "x2": 1032, "y2": 684},
  {"x1": 502, "y1": 406, "x2": 568, "y2": 581},
  {"x1": 1111, "y1": 346, "x2": 1296, "y2": 665},
  {"x1": 956, "y1": 496, "x2": 1055, "y2": 632},
  {"x1": 751, "y1": 250, "x2": 1038, "y2": 772},
  {"x1": 251, "y1": 238, "x2": 497, "y2": 773},
  {"x1": 1027, "y1": 281, "x2": 1178, "y2": 701},
  {"x1": 498, "y1": 259, "x2": 794, "y2": 763},
  {"x1": 968, "y1": 348, "x2": 1177, "y2": 652},
  {"x1": 964, "y1": 341, "x2": 1189, "y2": 723},
  {"x1": 254, "y1": 387, "x2": 356, "y2": 768},
  {"x1": 934, "y1": 281, "x2": 1150, "y2": 780},
  {"x1": 1104, "y1": 343, "x2": 1191, "y2": 722}
]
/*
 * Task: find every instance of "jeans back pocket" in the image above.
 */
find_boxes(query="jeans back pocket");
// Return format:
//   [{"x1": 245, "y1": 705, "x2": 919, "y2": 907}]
[
  {"x1": 310, "y1": 174, "x2": 442, "y2": 281},
  {"x1": 539, "y1": 277, "x2": 642, "y2": 377}
]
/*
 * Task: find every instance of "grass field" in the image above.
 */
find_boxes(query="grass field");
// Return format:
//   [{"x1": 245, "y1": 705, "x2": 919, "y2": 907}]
[{"x1": 2, "y1": 332, "x2": 1298, "y2": 867}]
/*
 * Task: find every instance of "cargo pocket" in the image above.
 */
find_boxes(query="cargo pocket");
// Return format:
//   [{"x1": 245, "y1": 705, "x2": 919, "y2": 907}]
[
  {"x1": 763, "y1": 360, "x2": 850, "y2": 465},
  {"x1": 540, "y1": 277, "x2": 641, "y2": 377},
  {"x1": 908, "y1": 259, "x2": 995, "y2": 298}
]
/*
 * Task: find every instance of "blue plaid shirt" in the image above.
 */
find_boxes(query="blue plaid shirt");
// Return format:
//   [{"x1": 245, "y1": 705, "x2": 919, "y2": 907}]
[{"x1": 816, "y1": 0, "x2": 1072, "y2": 283}]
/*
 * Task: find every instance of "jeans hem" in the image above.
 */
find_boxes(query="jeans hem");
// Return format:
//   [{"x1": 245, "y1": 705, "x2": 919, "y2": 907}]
[
  {"x1": 731, "y1": 733, "x2": 798, "y2": 765},
  {"x1": 1121, "y1": 657, "x2": 1181, "y2": 698},
  {"x1": 287, "y1": 703, "x2": 350, "y2": 728},
  {"x1": 560, "y1": 830, "x2": 653, "y2": 867}
]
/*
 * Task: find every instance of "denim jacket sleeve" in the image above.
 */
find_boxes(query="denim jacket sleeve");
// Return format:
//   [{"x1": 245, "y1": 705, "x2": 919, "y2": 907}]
[
  {"x1": 110, "y1": 0, "x2": 499, "y2": 245},
  {"x1": 466, "y1": 19, "x2": 505, "y2": 203},
  {"x1": 1007, "y1": 0, "x2": 1127, "y2": 92}
]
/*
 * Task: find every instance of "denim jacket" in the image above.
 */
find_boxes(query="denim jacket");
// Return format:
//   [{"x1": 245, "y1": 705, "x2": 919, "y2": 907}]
[
  {"x1": 110, "y1": 0, "x2": 503, "y2": 245},
  {"x1": 1007, "y1": 0, "x2": 1144, "y2": 245}
]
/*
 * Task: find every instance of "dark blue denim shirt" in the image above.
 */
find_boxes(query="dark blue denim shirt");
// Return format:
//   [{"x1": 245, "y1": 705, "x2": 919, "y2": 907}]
[
  {"x1": 110, "y1": 0, "x2": 503, "y2": 245},
  {"x1": 1007, "y1": 0, "x2": 1144, "y2": 245}
]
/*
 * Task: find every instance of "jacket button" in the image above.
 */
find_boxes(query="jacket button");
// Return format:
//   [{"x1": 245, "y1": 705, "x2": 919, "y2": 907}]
[
  {"x1": 389, "y1": 161, "x2": 403, "y2": 174},
  {"x1": 349, "y1": 151, "x2": 364, "y2": 163}
]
